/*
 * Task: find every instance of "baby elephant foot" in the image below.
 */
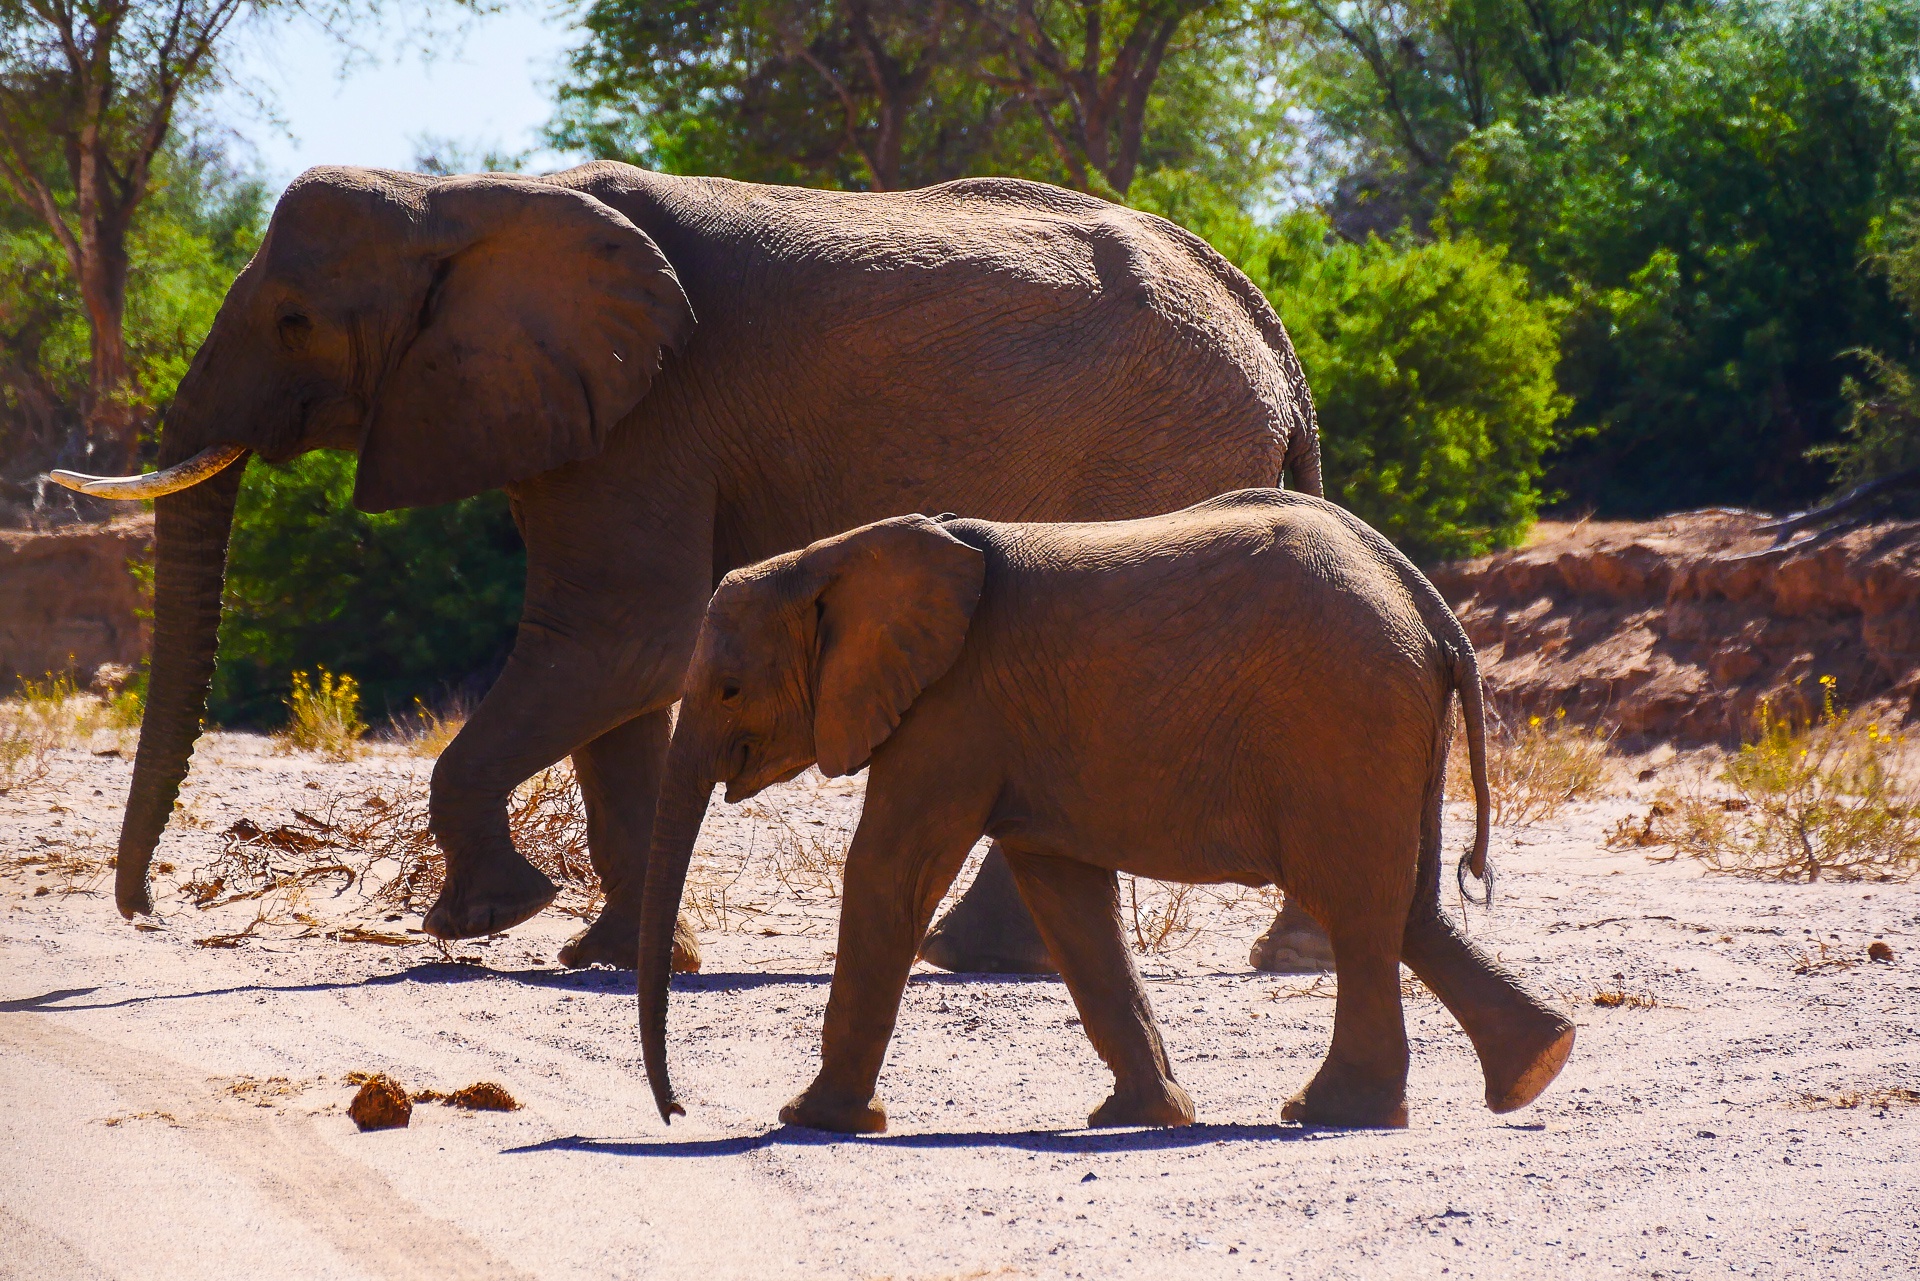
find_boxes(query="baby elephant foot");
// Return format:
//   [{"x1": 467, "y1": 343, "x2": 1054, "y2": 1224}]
[
  {"x1": 1088, "y1": 1079, "x2": 1196, "y2": 1129},
  {"x1": 1480, "y1": 1012, "x2": 1576, "y2": 1114},
  {"x1": 780, "y1": 1086, "x2": 888, "y2": 1135},
  {"x1": 1281, "y1": 1069, "x2": 1409, "y2": 1129},
  {"x1": 422, "y1": 849, "x2": 557, "y2": 941},
  {"x1": 557, "y1": 911, "x2": 702, "y2": 972}
]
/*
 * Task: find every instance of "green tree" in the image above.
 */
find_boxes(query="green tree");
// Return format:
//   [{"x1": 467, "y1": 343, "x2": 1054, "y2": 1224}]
[
  {"x1": 1140, "y1": 172, "x2": 1566, "y2": 559},
  {"x1": 0, "y1": 0, "x2": 255, "y2": 471},
  {"x1": 1443, "y1": 1, "x2": 1920, "y2": 511},
  {"x1": 550, "y1": 0, "x2": 1296, "y2": 201},
  {"x1": 214, "y1": 450, "x2": 526, "y2": 725},
  {"x1": 0, "y1": 134, "x2": 265, "y2": 511}
]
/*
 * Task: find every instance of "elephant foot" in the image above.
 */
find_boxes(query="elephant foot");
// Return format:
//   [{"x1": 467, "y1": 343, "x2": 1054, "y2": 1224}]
[
  {"x1": 1088, "y1": 1079, "x2": 1196, "y2": 1129},
  {"x1": 422, "y1": 849, "x2": 557, "y2": 941},
  {"x1": 1281, "y1": 1067, "x2": 1409, "y2": 1130},
  {"x1": 557, "y1": 910, "x2": 702, "y2": 972},
  {"x1": 780, "y1": 1086, "x2": 887, "y2": 1135},
  {"x1": 1249, "y1": 898, "x2": 1336, "y2": 973},
  {"x1": 1480, "y1": 1012, "x2": 1576, "y2": 1114},
  {"x1": 918, "y1": 847, "x2": 1056, "y2": 975}
]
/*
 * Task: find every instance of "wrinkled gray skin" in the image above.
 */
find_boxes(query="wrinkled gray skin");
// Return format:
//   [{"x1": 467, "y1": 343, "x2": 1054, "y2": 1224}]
[
  {"x1": 638, "y1": 494, "x2": 1574, "y2": 1133},
  {"x1": 101, "y1": 161, "x2": 1326, "y2": 972}
]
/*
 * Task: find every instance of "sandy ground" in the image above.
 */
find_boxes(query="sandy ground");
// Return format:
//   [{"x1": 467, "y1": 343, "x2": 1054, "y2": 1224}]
[{"x1": 2, "y1": 733, "x2": 1916, "y2": 1280}]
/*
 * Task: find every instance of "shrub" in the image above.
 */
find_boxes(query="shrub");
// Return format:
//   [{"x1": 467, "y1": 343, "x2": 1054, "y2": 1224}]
[
  {"x1": 272, "y1": 668, "x2": 367, "y2": 761},
  {"x1": 1136, "y1": 174, "x2": 1567, "y2": 562},
  {"x1": 1618, "y1": 679, "x2": 1920, "y2": 880},
  {"x1": 1449, "y1": 706, "x2": 1612, "y2": 826}
]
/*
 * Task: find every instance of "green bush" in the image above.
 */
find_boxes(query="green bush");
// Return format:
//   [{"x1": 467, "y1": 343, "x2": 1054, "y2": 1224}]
[
  {"x1": 1442, "y1": 0, "x2": 1920, "y2": 513},
  {"x1": 1138, "y1": 173, "x2": 1567, "y2": 562},
  {"x1": 213, "y1": 453, "x2": 525, "y2": 727}
]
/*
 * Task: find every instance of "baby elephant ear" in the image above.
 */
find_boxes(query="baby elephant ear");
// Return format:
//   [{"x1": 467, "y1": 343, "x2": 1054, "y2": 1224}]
[
  {"x1": 354, "y1": 174, "x2": 693, "y2": 512},
  {"x1": 804, "y1": 515, "x2": 986, "y2": 778}
]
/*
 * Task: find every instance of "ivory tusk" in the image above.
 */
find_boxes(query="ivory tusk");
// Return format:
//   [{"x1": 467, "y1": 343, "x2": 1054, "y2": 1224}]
[{"x1": 47, "y1": 443, "x2": 249, "y2": 500}]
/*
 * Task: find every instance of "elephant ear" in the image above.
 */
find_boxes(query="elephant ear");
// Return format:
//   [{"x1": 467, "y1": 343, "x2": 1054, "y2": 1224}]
[
  {"x1": 804, "y1": 516, "x2": 986, "y2": 778},
  {"x1": 354, "y1": 175, "x2": 694, "y2": 512}
]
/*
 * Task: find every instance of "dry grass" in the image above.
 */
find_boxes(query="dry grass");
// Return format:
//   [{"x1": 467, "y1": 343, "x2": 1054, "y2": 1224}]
[
  {"x1": 1591, "y1": 987, "x2": 1660, "y2": 1009},
  {"x1": 746, "y1": 805, "x2": 849, "y2": 900},
  {"x1": 272, "y1": 668, "x2": 367, "y2": 762},
  {"x1": 0, "y1": 671, "x2": 140, "y2": 791},
  {"x1": 394, "y1": 694, "x2": 468, "y2": 758},
  {"x1": 164, "y1": 762, "x2": 603, "y2": 946},
  {"x1": 1124, "y1": 876, "x2": 1204, "y2": 954},
  {"x1": 1609, "y1": 681, "x2": 1920, "y2": 882},
  {"x1": 1449, "y1": 706, "x2": 1612, "y2": 826},
  {"x1": 5, "y1": 831, "x2": 113, "y2": 899},
  {"x1": 1796, "y1": 1087, "x2": 1920, "y2": 1111}
]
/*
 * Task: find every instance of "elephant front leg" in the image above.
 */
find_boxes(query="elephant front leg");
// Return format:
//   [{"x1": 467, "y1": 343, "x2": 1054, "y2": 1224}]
[
  {"x1": 1001, "y1": 851, "x2": 1195, "y2": 1129},
  {"x1": 555, "y1": 711, "x2": 701, "y2": 973},
  {"x1": 782, "y1": 797, "x2": 982, "y2": 1135},
  {"x1": 422, "y1": 646, "x2": 674, "y2": 942}
]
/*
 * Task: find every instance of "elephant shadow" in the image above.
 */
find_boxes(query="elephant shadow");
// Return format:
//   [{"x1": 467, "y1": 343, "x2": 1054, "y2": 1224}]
[{"x1": 503, "y1": 1122, "x2": 1329, "y2": 1159}]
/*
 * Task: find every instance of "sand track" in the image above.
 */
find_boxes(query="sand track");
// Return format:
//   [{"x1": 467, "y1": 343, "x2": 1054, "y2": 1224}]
[{"x1": 2, "y1": 736, "x2": 1916, "y2": 1278}]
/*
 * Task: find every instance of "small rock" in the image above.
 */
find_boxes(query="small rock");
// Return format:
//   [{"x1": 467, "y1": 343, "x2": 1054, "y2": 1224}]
[
  {"x1": 348, "y1": 1074, "x2": 412, "y2": 1130},
  {"x1": 1636, "y1": 767, "x2": 1657, "y2": 783},
  {"x1": 1868, "y1": 941, "x2": 1895, "y2": 964},
  {"x1": 1696, "y1": 1129, "x2": 1717, "y2": 1139},
  {"x1": 1081, "y1": 1172, "x2": 1097, "y2": 1183}
]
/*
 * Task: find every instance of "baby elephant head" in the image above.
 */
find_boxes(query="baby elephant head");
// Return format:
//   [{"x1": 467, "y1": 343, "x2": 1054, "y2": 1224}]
[
  {"x1": 638, "y1": 514, "x2": 984, "y2": 1121},
  {"x1": 685, "y1": 513, "x2": 986, "y2": 799}
]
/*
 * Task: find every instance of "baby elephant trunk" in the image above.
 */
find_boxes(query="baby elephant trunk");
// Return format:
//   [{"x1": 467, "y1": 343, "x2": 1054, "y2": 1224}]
[{"x1": 637, "y1": 735, "x2": 714, "y2": 1123}]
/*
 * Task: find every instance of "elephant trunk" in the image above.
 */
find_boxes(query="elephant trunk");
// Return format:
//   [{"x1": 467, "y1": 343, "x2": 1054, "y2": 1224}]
[
  {"x1": 637, "y1": 728, "x2": 715, "y2": 1123},
  {"x1": 115, "y1": 457, "x2": 247, "y2": 917}
]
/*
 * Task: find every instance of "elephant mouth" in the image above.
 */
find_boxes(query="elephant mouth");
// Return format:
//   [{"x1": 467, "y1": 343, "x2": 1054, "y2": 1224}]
[{"x1": 723, "y1": 741, "x2": 813, "y2": 804}]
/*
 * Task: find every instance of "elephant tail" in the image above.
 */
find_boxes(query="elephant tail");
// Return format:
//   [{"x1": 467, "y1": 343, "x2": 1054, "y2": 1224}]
[
  {"x1": 1448, "y1": 628, "x2": 1494, "y2": 905},
  {"x1": 1371, "y1": 527, "x2": 1492, "y2": 906}
]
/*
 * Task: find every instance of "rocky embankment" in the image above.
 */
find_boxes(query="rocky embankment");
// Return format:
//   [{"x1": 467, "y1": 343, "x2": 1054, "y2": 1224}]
[
  {"x1": 0, "y1": 513, "x2": 152, "y2": 688},
  {"x1": 1433, "y1": 511, "x2": 1920, "y2": 745}
]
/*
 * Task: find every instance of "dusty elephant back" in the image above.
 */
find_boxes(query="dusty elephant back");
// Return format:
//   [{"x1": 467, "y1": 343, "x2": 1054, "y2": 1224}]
[
  {"x1": 945, "y1": 492, "x2": 1454, "y2": 882},
  {"x1": 554, "y1": 163, "x2": 1309, "y2": 537}
]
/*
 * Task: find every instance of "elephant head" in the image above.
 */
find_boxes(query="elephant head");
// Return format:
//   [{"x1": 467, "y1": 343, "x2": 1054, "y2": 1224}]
[
  {"x1": 48, "y1": 167, "x2": 695, "y2": 919},
  {"x1": 638, "y1": 514, "x2": 984, "y2": 1121}
]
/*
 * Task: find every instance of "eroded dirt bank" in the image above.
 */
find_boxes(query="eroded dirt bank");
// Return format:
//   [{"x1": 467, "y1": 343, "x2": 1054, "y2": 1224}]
[
  {"x1": 0, "y1": 513, "x2": 151, "y2": 689},
  {"x1": 1434, "y1": 513, "x2": 1920, "y2": 744}
]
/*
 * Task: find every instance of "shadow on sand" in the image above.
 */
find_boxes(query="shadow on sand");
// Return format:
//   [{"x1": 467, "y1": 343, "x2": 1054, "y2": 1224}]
[
  {"x1": 0, "y1": 964, "x2": 1085, "y2": 1014},
  {"x1": 502, "y1": 1121, "x2": 1324, "y2": 1159}
]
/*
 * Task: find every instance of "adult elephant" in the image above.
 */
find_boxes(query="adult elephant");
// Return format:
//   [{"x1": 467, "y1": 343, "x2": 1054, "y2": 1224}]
[{"x1": 53, "y1": 161, "x2": 1332, "y2": 972}]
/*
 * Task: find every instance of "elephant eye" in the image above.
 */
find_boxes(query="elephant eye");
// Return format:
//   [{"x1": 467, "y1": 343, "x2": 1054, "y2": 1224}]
[
  {"x1": 277, "y1": 312, "x2": 312, "y2": 348},
  {"x1": 719, "y1": 680, "x2": 742, "y2": 704}
]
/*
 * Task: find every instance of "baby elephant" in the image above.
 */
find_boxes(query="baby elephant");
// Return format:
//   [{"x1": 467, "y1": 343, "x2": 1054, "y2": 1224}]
[{"x1": 638, "y1": 490, "x2": 1574, "y2": 1132}]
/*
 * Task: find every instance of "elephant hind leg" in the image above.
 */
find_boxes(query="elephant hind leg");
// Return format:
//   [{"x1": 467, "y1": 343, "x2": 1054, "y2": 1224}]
[
  {"x1": 1001, "y1": 851, "x2": 1194, "y2": 1129},
  {"x1": 1280, "y1": 911, "x2": 1411, "y2": 1129},
  {"x1": 560, "y1": 711, "x2": 699, "y2": 973},
  {"x1": 1402, "y1": 904, "x2": 1574, "y2": 1113}
]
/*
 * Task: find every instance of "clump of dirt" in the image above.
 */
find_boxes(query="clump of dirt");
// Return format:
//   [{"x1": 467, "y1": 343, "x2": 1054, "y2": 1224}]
[
  {"x1": 410, "y1": 1082, "x2": 522, "y2": 1111},
  {"x1": 1869, "y1": 940, "x2": 1897, "y2": 963},
  {"x1": 443, "y1": 1082, "x2": 521, "y2": 1111},
  {"x1": 1433, "y1": 512, "x2": 1920, "y2": 744},
  {"x1": 348, "y1": 1073, "x2": 412, "y2": 1130}
]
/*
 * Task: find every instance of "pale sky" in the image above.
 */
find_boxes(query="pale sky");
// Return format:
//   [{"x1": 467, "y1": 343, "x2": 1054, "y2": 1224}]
[{"x1": 210, "y1": 4, "x2": 589, "y2": 186}]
